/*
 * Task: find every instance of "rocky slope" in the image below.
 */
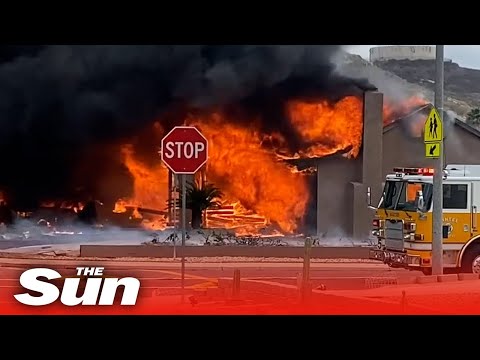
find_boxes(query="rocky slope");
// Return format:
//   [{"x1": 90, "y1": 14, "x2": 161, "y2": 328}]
[{"x1": 336, "y1": 53, "x2": 473, "y2": 119}]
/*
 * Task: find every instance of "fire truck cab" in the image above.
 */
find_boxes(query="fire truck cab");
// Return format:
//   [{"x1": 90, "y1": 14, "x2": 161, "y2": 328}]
[{"x1": 368, "y1": 164, "x2": 480, "y2": 275}]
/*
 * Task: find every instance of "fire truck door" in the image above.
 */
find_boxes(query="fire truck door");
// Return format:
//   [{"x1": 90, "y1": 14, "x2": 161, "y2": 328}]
[{"x1": 471, "y1": 182, "x2": 478, "y2": 236}]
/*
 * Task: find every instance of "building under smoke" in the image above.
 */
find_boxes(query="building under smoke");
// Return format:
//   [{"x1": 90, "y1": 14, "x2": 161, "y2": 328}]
[
  {"x1": 0, "y1": 46, "x2": 373, "y2": 209},
  {"x1": 316, "y1": 104, "x2": 480, "y2": 241},
  {"x1": 2, "y1": 45, "x2": 475, "y2": 241}
]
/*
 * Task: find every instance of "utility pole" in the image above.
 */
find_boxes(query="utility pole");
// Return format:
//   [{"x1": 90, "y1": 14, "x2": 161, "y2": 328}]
[{"x1": 432, "y1": 45, "x2": 444, "y2": 276}]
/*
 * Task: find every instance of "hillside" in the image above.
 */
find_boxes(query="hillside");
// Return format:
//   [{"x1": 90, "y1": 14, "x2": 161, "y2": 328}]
[
  {"x1": 375, "y1": 59, "x2": 480, "y2": 113},
  {"x1": 335, "y1": 53, "x2": 473, "y2": 119}
]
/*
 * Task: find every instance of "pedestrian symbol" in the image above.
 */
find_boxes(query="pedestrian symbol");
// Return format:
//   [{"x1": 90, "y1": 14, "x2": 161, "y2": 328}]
[
  {"x1": 424, "y1": 107, "x2": 443, "y2": 143},
  {"x1": 425, "y1": 141, "x2": 441, "y2": 158}
]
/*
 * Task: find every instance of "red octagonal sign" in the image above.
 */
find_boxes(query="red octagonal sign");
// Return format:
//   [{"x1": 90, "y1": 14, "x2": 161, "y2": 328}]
[{"x1": 161, "y1": 126, "x2": 209, "y2": 174}]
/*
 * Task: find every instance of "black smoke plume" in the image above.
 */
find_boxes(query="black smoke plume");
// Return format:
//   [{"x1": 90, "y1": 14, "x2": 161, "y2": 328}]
[{"x1": 0, "y1": 45, "x2": 374, "y2": 210}]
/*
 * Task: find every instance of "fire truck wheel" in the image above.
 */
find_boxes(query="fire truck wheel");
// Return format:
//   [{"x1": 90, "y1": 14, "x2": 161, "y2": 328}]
[{"x1": 461, "y1": 243, "x2": 480, "y2": 274}]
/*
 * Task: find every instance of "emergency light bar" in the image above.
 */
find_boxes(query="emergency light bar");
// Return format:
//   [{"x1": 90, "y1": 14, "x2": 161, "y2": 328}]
[{"x1": 393, "y1": 167, "x2": 434, "y2": 176}]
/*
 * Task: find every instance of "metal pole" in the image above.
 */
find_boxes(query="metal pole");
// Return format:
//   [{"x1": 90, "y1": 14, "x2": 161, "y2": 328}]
[
  {"x1": 168, "y1": 169, "x2": 173, "y2": 223},
  {"x1": 172, "y1": 174, "x2": 177, "y2": 260},
  {"x1": 302, "y1": 237, "x2": 312, "y2": 302},
  {"x1": 432, "y1": 45, "x2": 444, "y2": 276},
  {"x1": 232, "y1": 269, "x2": 241, "y2": 299},
  {"x1": 181, "y1": 174, "x2": 187, "y2": 303}
]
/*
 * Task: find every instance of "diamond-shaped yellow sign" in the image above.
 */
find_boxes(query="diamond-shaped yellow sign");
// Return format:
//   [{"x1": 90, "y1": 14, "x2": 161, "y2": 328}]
[{"x1": 424, "y1": 107, "x2": 443, "y2": 143}]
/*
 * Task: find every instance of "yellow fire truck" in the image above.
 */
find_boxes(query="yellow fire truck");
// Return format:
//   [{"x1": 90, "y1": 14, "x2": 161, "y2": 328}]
[{"x1": 368, "y1": 165, "x2": 480, "y2": 275}]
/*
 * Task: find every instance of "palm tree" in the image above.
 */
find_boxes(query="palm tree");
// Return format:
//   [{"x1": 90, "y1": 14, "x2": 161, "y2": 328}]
[
  {"x1": 467, "y1": 108, "x2": 480, "y2": 127},
  {"x1": 183, "y1": 180, "x2": 223, "y2": 229}
]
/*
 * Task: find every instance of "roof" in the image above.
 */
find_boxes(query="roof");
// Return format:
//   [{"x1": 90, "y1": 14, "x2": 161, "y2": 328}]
[
  {"x1": 283, "y1": 146, "x2": 354, "y2": 169},
  {"x1": 285, "y1": 104, "x2": 480, "y2": 171},
  {"x1": 383, "y1": 103, "x2": 480, "y2": 139},
  {"x1": 452, "y1": 118, "x2": 480, "y2": 138}
]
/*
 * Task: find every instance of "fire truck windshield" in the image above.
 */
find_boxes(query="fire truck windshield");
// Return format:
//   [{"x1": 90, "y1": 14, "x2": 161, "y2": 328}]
[{"x1": 379, "y1": 180, "x2": 433, "y2": 212}]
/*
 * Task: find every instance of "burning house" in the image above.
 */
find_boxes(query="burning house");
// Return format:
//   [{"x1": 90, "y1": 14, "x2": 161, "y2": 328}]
[
  {"x1": 0, "y1": 45, "x2": 433, "y2": 240},
  {"x1": 313, "y1": 102, "x2": 480, "y2": 242}
]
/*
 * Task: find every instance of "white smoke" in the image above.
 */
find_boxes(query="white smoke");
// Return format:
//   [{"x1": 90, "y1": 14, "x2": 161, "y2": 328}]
[
  {"x1": 1, "y1": 218, "x2": 373, "y2": 255},
  {"x1": 333, "y1": 50, "x2": 432, "y2": 104},
  {"x1": 443, "y1": 109, "x2": 469, "y2": 164}
]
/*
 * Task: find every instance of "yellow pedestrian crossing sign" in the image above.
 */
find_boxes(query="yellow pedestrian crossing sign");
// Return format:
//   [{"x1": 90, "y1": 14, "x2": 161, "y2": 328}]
[
  {"x1": 424, "y1": 107, "x2": 443, "y2": 143},
  {"x1": 425, "y1": 142, "x2": 441, "y2": 158}
]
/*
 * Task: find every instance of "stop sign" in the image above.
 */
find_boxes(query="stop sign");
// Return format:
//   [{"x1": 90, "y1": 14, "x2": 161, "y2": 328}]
[{"x1": 160, "y1": 126, "x2": 209, "y2": 174}]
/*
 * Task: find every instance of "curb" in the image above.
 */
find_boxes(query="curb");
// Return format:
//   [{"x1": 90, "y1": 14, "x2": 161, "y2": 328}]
[
  {"x1": 218, "y1": 274, "x2": 480, "y2": 293},
  {"x1": 216, "y1": 278, "x2": 443, "y2": 314},
  {"x1": 78, "y1": 245, "x2": 373, "y2": 259},
  {"x1": 396, "y1": 273, "x2": 480, "y2": 286}
]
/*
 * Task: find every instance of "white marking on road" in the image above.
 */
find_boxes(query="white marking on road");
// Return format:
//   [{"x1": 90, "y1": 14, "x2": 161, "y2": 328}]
[
  {"x1": 235, "y1": 279, "x2": 439, "y2": 313},
  {"x1": 154, "y1": 269, "x2": 216, "y2": 282},
  {"x1": 0, "y1": 277, "x2": 180, "y2": 282},
  {"x1": 242, "y1": 279, "x2": 298, "y2": 289},
  {"x1": 242, "y1": 276, "x2": 391, "y2": 280}
]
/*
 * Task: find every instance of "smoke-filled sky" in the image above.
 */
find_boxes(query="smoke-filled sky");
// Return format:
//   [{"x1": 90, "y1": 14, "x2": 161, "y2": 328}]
[
  {"x1": 0, "y1": 45, "x2": 375, "y2": 209},
  {"x1": 347, "y1": 45, "x2": 480, "y2": 69}
]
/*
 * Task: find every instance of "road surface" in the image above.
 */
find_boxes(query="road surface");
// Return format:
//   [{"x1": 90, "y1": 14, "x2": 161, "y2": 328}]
[
  {"x1": 1, "y1": 258, "x2": 479, "y2": 314},
  {"x1": 0, "y1": 259, "x2": 419, "y2": 301}
]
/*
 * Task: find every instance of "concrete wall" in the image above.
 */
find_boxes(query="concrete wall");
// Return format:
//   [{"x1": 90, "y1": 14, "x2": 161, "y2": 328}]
[
  {"x1": 316, "y1": 157, "x2": 361, "y2": 237},
  {"x1": 80, "y1": 244, "x2": 371, "y2": 259},
  {"x1": 316, "y1": 91, "x2": 384, "y2": 241},
  {"x1": 351, "y1": 91, "x2": 384, "y2": 240},
  {"x1": 370, "y1": 46, "x2": 435, "y2": 62}
]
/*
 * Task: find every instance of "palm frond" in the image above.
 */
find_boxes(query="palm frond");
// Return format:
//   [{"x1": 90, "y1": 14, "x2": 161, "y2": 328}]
[{"x1": 175, "y1": 180, "x2": 224, "y2": 211}]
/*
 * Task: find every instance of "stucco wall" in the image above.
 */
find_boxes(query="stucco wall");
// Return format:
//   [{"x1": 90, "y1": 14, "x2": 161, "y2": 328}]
[
  {"x1": 316, "y1": 91, "x2": 383, "y2": 240},
  {"x1": 316, "y1": 157, "x2": 361, "y2": 237},
  {"x1": 382, "y1": 120, "x2": 480, "y2": 177},
  {"x1": 315, "y1": 102, "x2": 480, "y2": 241}
]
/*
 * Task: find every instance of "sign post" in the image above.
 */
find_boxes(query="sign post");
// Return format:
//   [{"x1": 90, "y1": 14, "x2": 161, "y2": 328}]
[
  {"x1": 181, "y1": 173, "x2": 186, "y2": 303},
  {"x1": 424, "y1": 45, "x2": 444, "y2": 275},
  {"x1": 301, "y1": 237, "x2": 312, "y2": 303},
  {"x1": 173, "y1": 174, "x2": 177, "y2": 260},
  {"x1": 160, "y1": 126, "x2": 209, "y2": 302}
]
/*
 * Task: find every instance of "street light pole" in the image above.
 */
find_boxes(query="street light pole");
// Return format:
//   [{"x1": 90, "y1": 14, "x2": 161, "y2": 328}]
[{"x1": 432, "y1": 45, "x2": 444, "y2": 276}]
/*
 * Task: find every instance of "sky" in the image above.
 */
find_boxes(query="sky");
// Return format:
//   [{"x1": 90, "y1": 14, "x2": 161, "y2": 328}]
[{"x1": 345, "y1": 45, "x2": 480, "y2": 70}]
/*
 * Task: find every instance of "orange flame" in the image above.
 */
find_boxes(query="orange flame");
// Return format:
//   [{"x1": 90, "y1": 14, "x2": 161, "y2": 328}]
[
  {"x1": 131, "y1": 207, "x2": 143, "y2": 220},
  {"x1": 120, "y1": 145, "x2": 169, "y2": 211},
  {"x1": 39, "y1": 201, "x2": 84, "y2": 213},
  {"x1": 383, "y1": 96, "x2": 430, "y2": 138},
  {"x1": 113, "y1": 199, "x2": 128, "y2": 214},
  {"x1": 408, "y1": 115, "x2": 427, "y2": 138},
  {"x1": 115, "y1": 145, "x2": 169, "y2": 230},
  {"x1": 113, "y1": 94, "x2": 428, "y2": 235},
  {"x1": 40, "y1": 201, "x2": 56, "y2": 208},
  {"x1": 188, "y1": 113, "x2": 309, "y2": 234},
  {"x1": 287, "y1": 96, "x2": 364, "y2": 159},
  {"x1": 383, "y1": 96, "x2": 429, "y2": 125}
]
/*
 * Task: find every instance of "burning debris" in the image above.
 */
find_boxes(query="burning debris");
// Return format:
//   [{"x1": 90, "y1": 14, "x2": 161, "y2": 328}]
[
  {"x1": 0, "y1": 45, "x2": 429, "y2": 237},
  {"x1": 383, "y1": 97, "x2": 429, "y2": 126}
]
